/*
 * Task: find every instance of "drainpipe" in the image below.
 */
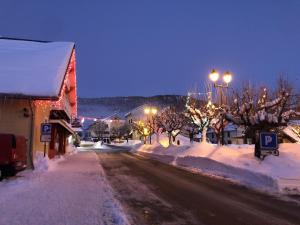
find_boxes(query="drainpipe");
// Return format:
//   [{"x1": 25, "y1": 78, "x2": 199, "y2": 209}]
[{"x1": 28, "y1": 99, "x2": 35, "y2": 169}]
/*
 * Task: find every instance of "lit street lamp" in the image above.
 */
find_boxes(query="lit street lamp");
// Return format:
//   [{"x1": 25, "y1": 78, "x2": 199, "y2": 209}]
[
  {"x1": 209, "y1": 69, "x2": 232, "y2": 90},
  {"x1": 209, "y1": 69, "x2": 233, "y2": 145},
  {"x1": 144, "y1": 107, "x2": 157, "y2": 144}
]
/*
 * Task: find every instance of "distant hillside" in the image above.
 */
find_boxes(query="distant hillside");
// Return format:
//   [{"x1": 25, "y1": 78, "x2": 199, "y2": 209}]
[{"x1": 78, "y1": 95, "x2": 187, "y2": 118}]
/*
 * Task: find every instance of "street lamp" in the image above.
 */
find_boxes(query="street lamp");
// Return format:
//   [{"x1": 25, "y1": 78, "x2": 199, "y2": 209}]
[
  {"x1": 209, "y1": 69, "x2": 233, "y2": 145},
  {"x1": 209, "y1": 69, "x2": 220, "y2": 83},
  {"x1": 144, "y1": 108, "x2": 150, "y2": 115},
  {"x1": 144, "y1": 106, "x2": 157, "y2": 144},
  {"x1": 223, "y1": 71, "x2": 232, "y2": 85},
  {"x1": 209, "y1": 69, "x2": 233, "y2": 103}
]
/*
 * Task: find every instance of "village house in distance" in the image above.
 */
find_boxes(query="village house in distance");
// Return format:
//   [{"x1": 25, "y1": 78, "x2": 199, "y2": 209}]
[{"x1": 0, "y1": 37, "x2": 77, "y2": 168}]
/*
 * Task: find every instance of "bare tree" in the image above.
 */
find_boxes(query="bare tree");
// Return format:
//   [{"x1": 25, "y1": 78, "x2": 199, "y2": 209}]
[
  {"x1": 225, "y1": 81, "x2": 300, "y2": 143},
  {"x1": 118, "y1": 123, "x2": 131, "y2": 139},
  {"x1": 156, "y1": 107, "x2": 186, "y2": 145},
  {"x1": 89, "y1": 121, "x2": 108, "y2": 140},
  {"x1": 151, "y1": 116, "x2": 163, "y2": 143},
  {"x1": 183, "y1": 119, "x2": 199, "y2": 143},
  {"x1": 132, "y1": 121, "x2": 149, "y2": 144},
  {"x1": 185, "y1": 93, "x2": 224, "y2": 143},
  {"x1": 110, "y1": 117, "x2": 124, "y2": 139}
]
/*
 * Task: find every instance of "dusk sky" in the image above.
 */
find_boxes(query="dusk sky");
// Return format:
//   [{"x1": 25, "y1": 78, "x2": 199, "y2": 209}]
[{"x1": 1, "y1": 0, "x2": 300, "y2": 97}]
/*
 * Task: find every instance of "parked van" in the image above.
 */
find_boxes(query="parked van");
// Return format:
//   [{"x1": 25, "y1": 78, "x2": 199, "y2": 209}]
[{"x1": 0, "y1": 134, "x2": 27, "y2": 180}]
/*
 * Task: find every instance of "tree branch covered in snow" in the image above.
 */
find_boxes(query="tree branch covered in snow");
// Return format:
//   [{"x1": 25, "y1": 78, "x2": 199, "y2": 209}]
[
  {"x1": 132, "y1": 121, "x2": 148, "y2": 137},
  {"x1": 155, "y1": 107, "x2": 186, "y2": 145},
  {"x1": 185, "y1": 93, "x2": 226, "y2": 143},
  {"x1": 225, "y1": 80, "x2": 300, "y2": 141},
  {"x1": 89, "y1": 121, "x2": 108, "y2": 139}
]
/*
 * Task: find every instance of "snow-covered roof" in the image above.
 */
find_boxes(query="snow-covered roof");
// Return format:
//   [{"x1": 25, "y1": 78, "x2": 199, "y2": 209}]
[
  {"x1": 124, "y1": 104, "x2": 147, "y2": 118},
  {"x1": 207, "y1": 123, "x2": 238, "y2": 133},
  {"x1": 0, "y1": 38, "x2": 74, "y2": 98},
  {"x1": 224, "y1": 123, "x2": 238, "y2": 132},
  {"x1": 288, "y1": 120, "x2": 300, "y2": 126}
]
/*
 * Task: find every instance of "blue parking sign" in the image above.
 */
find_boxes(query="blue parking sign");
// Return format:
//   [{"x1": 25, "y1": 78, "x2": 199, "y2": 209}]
[
  {"x1": 41, "y1": 123, "x2": 52, "y2": 134},
  {"x1": 260, "y1": 132, "x2": 278, "y2": 150},
  {"x1": 41, "y1": 123, "x2": 52, "y2": 142}
]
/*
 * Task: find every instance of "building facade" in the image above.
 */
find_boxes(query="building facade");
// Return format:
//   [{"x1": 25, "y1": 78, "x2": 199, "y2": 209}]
[{"x1": 0, "y1": 38, "x2": 77, "y2": 167}]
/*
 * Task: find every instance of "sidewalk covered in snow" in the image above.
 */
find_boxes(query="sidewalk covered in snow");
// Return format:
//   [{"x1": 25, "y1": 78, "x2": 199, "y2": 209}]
[{"x1": 0, "y1": 151, "x2": 129, "y2": 225}]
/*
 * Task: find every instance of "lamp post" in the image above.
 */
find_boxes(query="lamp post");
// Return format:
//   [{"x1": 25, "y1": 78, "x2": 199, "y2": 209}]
[
  {"x1": 144, "y1": 107, "x2": 157, "y2": 144},
  {"x1": 143, "y1": 127, "x2": 149, "y2": 144},
  {"x1": 209, "y1": 69, "x2": 233, "y2": 145}
]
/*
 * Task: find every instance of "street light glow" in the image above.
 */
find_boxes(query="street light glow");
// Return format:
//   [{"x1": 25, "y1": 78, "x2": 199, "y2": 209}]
[
  {"x1": 143, "y1": 127, "x2": 149, "y2": 135},
  {"x1": 144, "y1": 108, "x2": 150, "y2": 114},
  {"x1": 223, "y1": 71, "x2": 232, "y2": 84},
  {"x1": 209, "y1": 69, "x2": 219, "y2": 82},
  {"x1": 151, "y1": 108, "x2": 157, "y2": 115}
]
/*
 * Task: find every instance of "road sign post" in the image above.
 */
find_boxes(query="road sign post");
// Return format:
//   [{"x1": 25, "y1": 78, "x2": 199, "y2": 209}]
[
  {"x1": 40, "y1": 123, "x2": 52, "y2": 157},
  {"x1": 255, "y1": 132, "x2": 279, "y2": 159}
]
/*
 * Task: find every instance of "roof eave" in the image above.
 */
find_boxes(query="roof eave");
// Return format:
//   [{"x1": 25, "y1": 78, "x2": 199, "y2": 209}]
[{"x1": 0, "y1": 93, "x2": 59, "y2": 101}]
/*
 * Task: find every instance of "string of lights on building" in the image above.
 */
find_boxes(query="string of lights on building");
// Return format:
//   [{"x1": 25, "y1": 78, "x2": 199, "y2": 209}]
[{"x1": 34, "y1": 50, "x2": 77, "y2": 118}]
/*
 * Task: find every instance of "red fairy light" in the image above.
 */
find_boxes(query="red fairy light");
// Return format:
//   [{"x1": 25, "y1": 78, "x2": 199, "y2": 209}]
[{"x1": 34, "y1": 49, "x2": 77, "y2": 120}]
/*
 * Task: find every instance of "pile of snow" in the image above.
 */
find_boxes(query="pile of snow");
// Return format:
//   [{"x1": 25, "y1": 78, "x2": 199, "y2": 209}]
[
  {"x1": 79, "y1": 141, "x2": 95, "y2": 148},
  {"x1": 66, "y1": 144, "x2": 78, "y2": 154},
  {"x1": 134, "y1": 134, "x2": 300, "y2": 193},
  {"x1": 0, "y1": 152, "x2": 129, "y2": 225},
  {"x1": 34, "y1": 152, "x2": 65, "y2": 172},
  {"x1": 93, "y1": 141, "x2": 107, "y2": 149}
]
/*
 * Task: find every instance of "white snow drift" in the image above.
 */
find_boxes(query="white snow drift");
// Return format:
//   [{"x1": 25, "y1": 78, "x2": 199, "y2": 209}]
[{"x1": 133, "y1": 134, "x2": 300, "y2": 194}]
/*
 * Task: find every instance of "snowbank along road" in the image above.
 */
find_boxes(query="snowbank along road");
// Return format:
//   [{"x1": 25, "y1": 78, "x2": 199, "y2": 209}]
[{"x1": 96, "y1": 148, "x2": 300, "y2": 225}]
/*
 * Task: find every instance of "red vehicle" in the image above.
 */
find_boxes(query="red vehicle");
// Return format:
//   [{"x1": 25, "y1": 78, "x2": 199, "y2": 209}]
[{"x1": 0, "y1": 134, "x2": 27, "y2": 180}]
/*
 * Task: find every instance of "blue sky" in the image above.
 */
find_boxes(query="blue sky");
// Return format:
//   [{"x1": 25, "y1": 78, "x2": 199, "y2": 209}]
[{"x1": 1, "y1": 0, "x2": 300, "y2": 97}]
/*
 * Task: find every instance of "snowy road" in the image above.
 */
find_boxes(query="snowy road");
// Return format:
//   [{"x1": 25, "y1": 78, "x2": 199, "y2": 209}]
[{"x1": 96, "y1": 150, "x2": 300, "y2": 225}]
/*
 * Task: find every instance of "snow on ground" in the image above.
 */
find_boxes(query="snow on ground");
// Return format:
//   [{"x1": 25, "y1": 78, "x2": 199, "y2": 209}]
[
  {"x1": 33, "y1": 152, "x2": 66, "y2": 172},
  {"x1": 110, "y1": 140, "x2": 141, "y2": 147},
  {"x1": 283, "y1": 126, "x2": 300, "y2": 143},
  {"x1": 78, "y1": 140, "x2": 142, "y2": 150},
  {"x1": 0, "y1": 151, "x2": 129, "y2": 225},
  {"x1": 133, "y1": 134, "x2": 300, "y2": 194},
  {"x1": 93, "y1": 141, "x2": 108, "y2": 149},
  {"x1": 80, "y1": 140, "x2": 95, "y2": 147}
]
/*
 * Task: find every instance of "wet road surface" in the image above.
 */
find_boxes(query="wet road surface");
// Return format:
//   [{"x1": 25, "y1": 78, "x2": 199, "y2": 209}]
[{"x1": 96, "y1": 149, "x2": 300, "y2": 225}]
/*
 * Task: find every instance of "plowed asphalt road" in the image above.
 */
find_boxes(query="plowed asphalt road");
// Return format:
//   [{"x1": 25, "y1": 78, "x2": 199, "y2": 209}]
[{"x1": 96, "y1": 149, "x2": 300, "y2": 225}]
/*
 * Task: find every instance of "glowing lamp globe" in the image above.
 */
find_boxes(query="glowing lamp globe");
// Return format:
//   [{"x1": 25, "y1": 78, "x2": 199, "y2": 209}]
[
  {"x1": 144, "y1": 108, "x2": 150, "y2": 114},
  {"x1": 151, "y1": 108, "x2": 157, "y2": 115},
  {"x1": 209, "y1": 69, "x2": 219, "y2": 82},
  {"x1": 223, "y1": 72, "x2": 232, "y2": 84}
]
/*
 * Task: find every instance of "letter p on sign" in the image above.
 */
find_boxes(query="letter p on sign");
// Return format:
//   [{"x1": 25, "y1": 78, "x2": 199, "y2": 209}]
[{"x1": 265, "y1": 136, "x2": 272, "y2": 145}]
